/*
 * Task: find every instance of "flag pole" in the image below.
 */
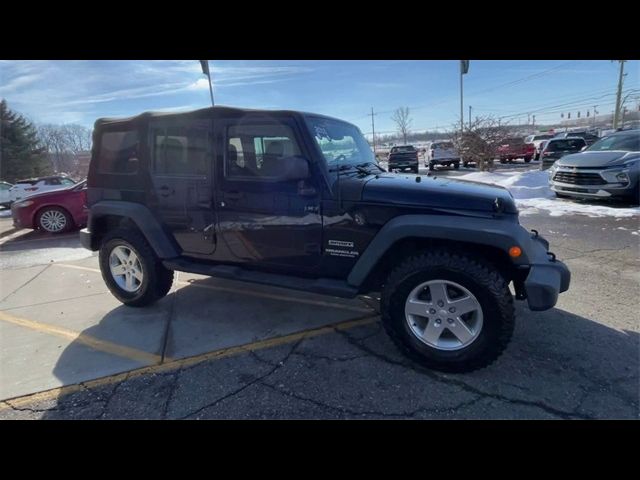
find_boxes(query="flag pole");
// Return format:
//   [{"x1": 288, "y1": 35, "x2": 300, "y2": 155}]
[{"x1": 200, "y1": 60, "x2": 215, "y2": 107}]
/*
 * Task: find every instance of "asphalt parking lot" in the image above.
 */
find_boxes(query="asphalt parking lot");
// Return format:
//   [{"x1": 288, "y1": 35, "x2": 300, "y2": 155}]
[{"x1": 0, "y1": 170, "x2": 638, "y2": 419}]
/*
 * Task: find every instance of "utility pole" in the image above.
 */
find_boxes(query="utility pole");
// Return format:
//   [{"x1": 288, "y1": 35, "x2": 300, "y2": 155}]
[
  {"x1": 527, "y1": 113, "x2": 530, "y2": 126},
  {"x1": 460, "y1": 67, "x2": 464, "y2": 132},
  {"x1": 622, "y1": 107, "x2": 628, "y2": 129},
  {"x1": 469, "y1": 106, "x2": 472, "y2": 129},
  {"x1": 368, "y1": 107, "x2": 377, "y2": 155},
  {"x1": 613, "y1": 60, "x2": 627, "y2": 129},
  {"x1": 593, "y1": 105, "x2": 598, "y2": 127},
  {"x1": 532, "y1": 114, "x2": 536, "y2": 129}
]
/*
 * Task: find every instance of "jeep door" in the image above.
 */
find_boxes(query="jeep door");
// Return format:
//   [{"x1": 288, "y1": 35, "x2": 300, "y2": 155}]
[
  {"x1": 213, "y1": 117, "x2": 322, "y2": 271},
  {"x1": 149, "y1": 118, "x2": 216, "y2": 256}
]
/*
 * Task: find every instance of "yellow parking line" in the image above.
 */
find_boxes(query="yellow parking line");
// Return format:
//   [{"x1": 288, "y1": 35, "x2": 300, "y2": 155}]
[
  {"x1": 53, "y1": 263, "x2": 374, "y2": 313},
  {"x1": 0, "y1": 314, "x2": 379, "y2": 411},
  {"x1": 0, "y1": 311, "x2": 165, "y2": 365}
]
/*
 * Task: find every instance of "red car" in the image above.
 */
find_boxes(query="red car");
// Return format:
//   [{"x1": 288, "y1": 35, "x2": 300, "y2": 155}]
[
  {"x1": 497, "y1": 137, "x2": 536, "y2": 163},
  {"x1": 11, "y1": 180, "x2": 88, "y2": 234}
]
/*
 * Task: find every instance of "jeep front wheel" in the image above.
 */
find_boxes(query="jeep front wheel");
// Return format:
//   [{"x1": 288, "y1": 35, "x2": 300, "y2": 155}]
[
  {"x1": 99, "y1": 228, "x2": 174, "y2": 307},
  {"x1": 380, "y1": 250, "x2": 514, "y2": 373}
]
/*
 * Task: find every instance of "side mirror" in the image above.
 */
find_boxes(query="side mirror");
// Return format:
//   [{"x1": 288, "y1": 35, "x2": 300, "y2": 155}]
[{"x1": 280, "y1": 155, "x2": 310, "y2": 181}]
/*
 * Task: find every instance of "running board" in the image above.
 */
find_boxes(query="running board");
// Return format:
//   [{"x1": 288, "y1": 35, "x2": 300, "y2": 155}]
[{"x1": 163, "y1": 258, "x2": 359, "y2": 299}]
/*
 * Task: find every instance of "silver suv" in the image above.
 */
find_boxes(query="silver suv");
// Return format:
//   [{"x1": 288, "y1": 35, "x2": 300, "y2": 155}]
[{"x1": 548, "y1": 129, "x2": 640, "y2": 204}]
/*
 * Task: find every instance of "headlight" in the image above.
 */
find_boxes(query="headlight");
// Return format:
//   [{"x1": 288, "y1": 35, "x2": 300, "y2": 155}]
[{"x1": 14, "y1": 200, "x2": 34, "y2": 208}]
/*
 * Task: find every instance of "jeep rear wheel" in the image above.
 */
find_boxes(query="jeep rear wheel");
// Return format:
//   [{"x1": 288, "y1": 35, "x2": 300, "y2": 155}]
[
  {"x1": 99, "y1": 228, "x2": 174, "y2": 307},
  {"x1": 380, "y1": 250, "x2": 514, "y2": 372}
]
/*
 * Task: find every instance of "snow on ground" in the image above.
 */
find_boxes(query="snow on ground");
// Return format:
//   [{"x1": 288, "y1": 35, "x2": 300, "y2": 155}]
[
  {"x1": 457, "y1": 170, "x2": 640, "y2": 218},
  {"x1": 0, "y1": 209, "x2": 12, "y2": 218}
]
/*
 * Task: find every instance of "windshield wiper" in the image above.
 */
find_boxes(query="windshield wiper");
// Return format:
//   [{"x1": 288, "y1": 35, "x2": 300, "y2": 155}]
[{"x1": 356, "y1": 162, "x2": 385, "y2": 173}]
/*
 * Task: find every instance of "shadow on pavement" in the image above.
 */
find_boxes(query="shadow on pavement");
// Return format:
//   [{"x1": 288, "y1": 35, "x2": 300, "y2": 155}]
[{"x1": 38, "y1": 284, "x2": 639, "y2": 418}]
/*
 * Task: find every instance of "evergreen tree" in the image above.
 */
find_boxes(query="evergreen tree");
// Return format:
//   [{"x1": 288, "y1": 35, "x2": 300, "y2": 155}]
[{"x1": 0, "y1": 99, "x2": 52, "y2": 182}]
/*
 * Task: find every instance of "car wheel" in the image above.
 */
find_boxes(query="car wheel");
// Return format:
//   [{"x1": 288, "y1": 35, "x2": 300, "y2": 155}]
[
  {"x1": 412, "y1": 166, "x2": 419, "y2": 174},
  {"x1": 453, "y1": 162, "x2": 460, "y2": 169},
  {"x1": 428, "y1": 164, "x2": 434, "y2": 171},
  {"x1": 626, "y1": 184, "x2": 640, "y2": 206},
  {"x1": 463, "y1": 162, "x2": 469, "y2": 168},
  {"x1": 499, "y1": 159, "x2": 507, "y2": 164},
  {"x1": 99, "y1": 228, "x2": 174, "y2": 307},
  {"x1": 381, "y1": 250, "x2": 514, "y2": 373},
  {"x1": 37, "y1": 207, "x2": 73, "y2": 234},
  {"x1": 524, "y1": 157, "x2": 532, "y2": 163}
]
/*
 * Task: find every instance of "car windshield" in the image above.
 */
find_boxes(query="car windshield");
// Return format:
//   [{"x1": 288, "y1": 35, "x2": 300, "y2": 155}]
[
  {"x1": 433, "y1": 142, "x2": 453, "y2": 149},
  {"x1": 547, "y1": 139, "x2": 585, "y2": 151},
  {"x1": 587, "y1": 133, "x2": 640, "y2": 152},
  {"x1": 305, "y1": 116, "x2": 375, "y2": 171}
]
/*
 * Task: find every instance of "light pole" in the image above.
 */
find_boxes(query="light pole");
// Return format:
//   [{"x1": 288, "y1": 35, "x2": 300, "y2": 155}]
[
  {"x1": 469, "y1": 105, "x2": 472, "y2": 129},
  {"x1": 613, "y1": 60, "x2": 627, "y2": 129}
]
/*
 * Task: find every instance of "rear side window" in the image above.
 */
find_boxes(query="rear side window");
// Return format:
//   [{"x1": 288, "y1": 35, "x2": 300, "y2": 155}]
[
  {"x1": 45, "y1": 178, "x2": 62, "y2": 185},
  {"x1": 152, "y1": 122, "x2": 209, "y2": 176},
  {"x1": 99, "y1": 131, "x2": 139, "y2": 174}
]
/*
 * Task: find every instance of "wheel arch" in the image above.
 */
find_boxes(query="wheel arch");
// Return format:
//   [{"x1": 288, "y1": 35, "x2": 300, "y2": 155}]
[
  {"x1": 88, "y1": 201, "x2": 180, "y2": 259},
  {"x1": 349, "y1": 214, "x2": 530, "y2": 292}
]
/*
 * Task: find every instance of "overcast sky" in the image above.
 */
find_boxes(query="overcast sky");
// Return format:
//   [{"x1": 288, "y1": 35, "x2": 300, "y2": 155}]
[{"x1": 1, "y1": 60, "x2": 638, "y2": 135}]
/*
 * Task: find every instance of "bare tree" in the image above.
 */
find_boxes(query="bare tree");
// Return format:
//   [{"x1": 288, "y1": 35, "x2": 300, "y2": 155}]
[
  {"x1": 391, "y1": 107, "x2": 412, "y2": 144},
  {"x1": 450, "y1": 116, "x2": 511, "y2": 171},
  {"x1": 37, "y1": 124, "x2": 92, "y2": 175}
]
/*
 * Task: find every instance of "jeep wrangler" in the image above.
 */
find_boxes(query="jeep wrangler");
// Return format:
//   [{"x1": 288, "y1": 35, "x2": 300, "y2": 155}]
[{"x1": 81, "y1": 106, "x2": 570, "y2": 372}]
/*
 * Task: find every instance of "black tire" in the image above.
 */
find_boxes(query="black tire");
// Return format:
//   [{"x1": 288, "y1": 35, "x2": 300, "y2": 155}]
[
  {"x1": 453, "y1": 162, "x2": 460, "y2": 169},
  {"x1": 524, "y1": 156, "x2": 532, "y2": 163},
  {"x1": 499, "y1": 158, "x2": 507, "y2": 164},
  {"x1": 428, "y1": 164, "x2": 434, "y2": 171},
  {"x1": 36, "y1": 206, "x2": 73, "y2": 234},
  {"x1": 534, "y1": 153, "x2": 540, "y2": 161},
  {"x1": 99, "y1": 228, "x2": 174, "y2": 307},
  {"x1": 412, "y1": 166, "x2": 419, "y2": 174},
  {"x1": 380, "y1": 250, "x2": 514, "y2": 373},
  {"x1": 463, "y1": 162, "x2": 469, "y2": 168}
]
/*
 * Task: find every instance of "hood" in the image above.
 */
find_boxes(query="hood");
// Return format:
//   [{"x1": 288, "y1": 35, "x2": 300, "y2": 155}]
[
  {"x1": 354, "y1": 173, "x2": 517, "y2": 214},
  {"x1": 14, "y1": 185, "x2": 77, "y2": 203},
  {"x1": 556, "y1": 150, "x2": 640, "y2": 168}
]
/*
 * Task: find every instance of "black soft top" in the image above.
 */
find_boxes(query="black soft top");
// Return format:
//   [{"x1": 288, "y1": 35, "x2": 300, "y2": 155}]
[{"x1": 94, "y1": 105, "x2": 346, "y2": 129}]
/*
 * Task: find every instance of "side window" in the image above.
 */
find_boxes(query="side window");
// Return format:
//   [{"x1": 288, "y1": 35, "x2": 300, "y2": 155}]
[
  {"x1": 152, "y1": 122, "x2": 209, "y2": 176},
  {"x1": 61, "y1": 178, "x2": 76, "y2": 186},
  {"x1": 225, "y1": 123, "x2": 302, "y2": 180},
  {"x1": 46, "y1": 178, "x2": 61, "y2": 186},
  {"x1": 0, "y1": 183, "x2": 10, "y2": 191},
  {"x1": 99, "y1": 131, "x2": 139, "y2": 174}
]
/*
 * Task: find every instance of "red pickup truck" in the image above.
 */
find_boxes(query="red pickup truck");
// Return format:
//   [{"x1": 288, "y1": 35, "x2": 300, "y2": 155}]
[{"x1": 498, "y1": 137, "x2": 535, "y2": 163}]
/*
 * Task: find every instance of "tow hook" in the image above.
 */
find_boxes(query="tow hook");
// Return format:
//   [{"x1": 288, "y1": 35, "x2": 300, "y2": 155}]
[
  {"x1": 531, "y1": 229, "x2": 539, "y2": 238},
  {"x1": 548, "y1": 251, "x2": 556, "y2": 262}
]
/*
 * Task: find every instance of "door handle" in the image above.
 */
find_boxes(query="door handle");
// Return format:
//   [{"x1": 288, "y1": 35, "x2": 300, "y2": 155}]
[
  {"x1": 224, "y1": 190, "x2": 244, "y2": 201},
  {"x1": 158, "y1": 185, "x2": 174, "y2": 197}
]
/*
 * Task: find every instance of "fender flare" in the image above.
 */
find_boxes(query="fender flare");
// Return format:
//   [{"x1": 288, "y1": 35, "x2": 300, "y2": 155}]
[
  {"x1": 347, "y1": 214, "x2": 536, "y2": 287},
  {"x1": 88, "y1": 201, "x2": 180, "y2": 259}
]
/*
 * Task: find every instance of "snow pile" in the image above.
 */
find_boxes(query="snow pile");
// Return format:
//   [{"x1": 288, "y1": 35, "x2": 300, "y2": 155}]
[{"x1": 457, "y1": 170, "x2": 640, "y2": 218}]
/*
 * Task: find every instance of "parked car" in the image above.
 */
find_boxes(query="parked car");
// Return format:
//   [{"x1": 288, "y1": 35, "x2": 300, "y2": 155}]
[
  {"x1": 427, "y1": 141, "x2": 460, "y2": 170},
  {"x1": 525, "y1": 134, "x2": 555, "y2": 160},
  {"x1": 498, "y1": 137, "x2": 536, "y2": 163},
  {"x1": 9, "y1": 175, "x2": 77, "y2": 203},
  {"x1": 539, "y1": 137, "x2": 587, "y2": 170},
  {"x1": 548, "y1": 129, "x2": 639, "y2": 203},
  {"x1": 553, "y1": 130, "x2": 599, "y2": 146},
  {"x1": 79, "y1": 106, "x2": 570, "y2": 373},
  {"x1": 11, "y1": 180, "x2": 88, "y2": 233},
  {"x1": 0, "y1": 181, "x2": 13, "y2": 208},
  {"x1": 387, "y1": 145, "x2": 419, "y2": 173}
]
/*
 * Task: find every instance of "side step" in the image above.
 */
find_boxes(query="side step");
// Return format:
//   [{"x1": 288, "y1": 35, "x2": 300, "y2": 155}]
[{"x1": 163, "y1": 258, "x2": 359, "y2": 299}]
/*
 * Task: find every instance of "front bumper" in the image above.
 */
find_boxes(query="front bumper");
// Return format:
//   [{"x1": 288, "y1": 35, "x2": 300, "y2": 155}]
[{"x1": 521, "y1": 233, "x2": 571, "y2": 311}]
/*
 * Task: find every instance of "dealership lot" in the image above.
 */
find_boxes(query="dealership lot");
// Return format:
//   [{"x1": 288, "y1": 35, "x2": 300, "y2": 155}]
[{"x1": 0, "y1": 185, "x2": 638, "y2": 419}]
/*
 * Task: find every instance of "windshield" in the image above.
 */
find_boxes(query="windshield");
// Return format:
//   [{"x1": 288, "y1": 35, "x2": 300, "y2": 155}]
[
  {"x1": 587, "y1": 133, "x2": 640, "y2": 152},
  {"x1": 304, "y1": 116, "x2": 375, "y2": 171}
]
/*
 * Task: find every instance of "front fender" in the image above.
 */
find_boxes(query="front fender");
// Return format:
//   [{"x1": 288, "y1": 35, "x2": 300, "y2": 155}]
[{"x1": 347, "y1": 214, "x2": 535, "y2": 287}]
